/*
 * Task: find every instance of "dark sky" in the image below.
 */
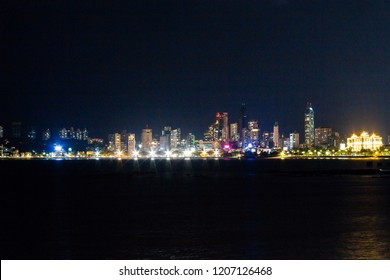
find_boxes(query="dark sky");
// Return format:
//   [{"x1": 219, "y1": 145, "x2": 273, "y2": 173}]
[{"x1": 2, "y1": 0, "x2": 390, "y2": 140}]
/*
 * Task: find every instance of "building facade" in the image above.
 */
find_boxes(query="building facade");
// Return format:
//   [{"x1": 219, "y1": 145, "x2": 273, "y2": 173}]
[
  {"x1": 304, "y1": 103, "x2": 315, "y2": 148},
  {"x1": 347, "y1": 132, "x2": 383, "y2": 151},
  {"x1": 289, "y1": 132, "x2": 300, "y2": 150},
  {"x1": 141, "y1": 126, "x2": 153, "y2": 151},
  {"x1": 314, "y1": 127, "x2": 332, "y2": 148}
]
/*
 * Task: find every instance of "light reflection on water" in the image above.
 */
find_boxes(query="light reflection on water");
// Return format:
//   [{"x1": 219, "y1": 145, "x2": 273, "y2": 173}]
[{"x1": 1, "y1": 158, "x2": 389, "y2": 259}]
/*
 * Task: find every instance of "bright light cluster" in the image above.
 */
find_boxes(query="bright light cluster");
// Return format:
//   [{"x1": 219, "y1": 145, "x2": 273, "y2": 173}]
[{"x1": 347, "y1": 132, "x2": 383, "y2": 152}]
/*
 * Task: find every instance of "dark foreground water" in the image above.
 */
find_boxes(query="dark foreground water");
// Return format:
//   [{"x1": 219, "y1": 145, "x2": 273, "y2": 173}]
[{"x1": 1, "y1": 158, "x2": 390, "y2": 260}]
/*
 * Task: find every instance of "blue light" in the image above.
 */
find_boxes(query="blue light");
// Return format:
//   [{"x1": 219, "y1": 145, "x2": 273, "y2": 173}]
[{"x1": 54, "y1": 145, "x2": 62, "y2": 152}]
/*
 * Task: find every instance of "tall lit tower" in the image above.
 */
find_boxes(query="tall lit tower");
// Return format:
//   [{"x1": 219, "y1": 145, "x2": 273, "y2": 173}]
[
  {"x1": 273, "y1": 122, "x2": 279, "y2": 148},
  {"x1": 141, "y1": 125, "x2": 153, "y2": 151},
  {"x1": 222, "y1": 112, "x2": 229, "y2": 142},
  {"x1": 304, "y1": 102, "x2": 315, "y2": 148},
  {"x1": 238, "y1": 103, "x2": 247, "y2": 141}
]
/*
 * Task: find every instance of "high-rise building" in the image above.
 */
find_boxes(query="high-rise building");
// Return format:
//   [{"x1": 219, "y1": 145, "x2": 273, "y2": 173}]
[
  {"x1": 186, "y1": 133, "x2": 195, "y2": 148},
  {"x1": 27, "y1": 127, "x2": 37, "y2": 140},
  {"x1": 171, "y1": 128, "x2": 181, "y2": 149},
  {"x1": 388, "y1": 133, "x2": 390, "y2": 145},
  {"x1": 82, "y1": 128, "x2": 88, "y2": 141},
  {"x1": 128, "y1": 134, "x2": 136, "y2": 156},
  {"x1": 0, "y1": 125, "x2": 3, "y2": 138},
  {"x1": 248, "y1": 120, "x2": 259, "y2": 143},
  {"x1": 11, "y1": 122, "x2": 22, "y2": 138},
  {"x1": 230, "y1": 123, "x2": 238, "y2": 141},
  {"x1": 221, "y1": 112, "x2": 229, "y2": 142},
  {"x1": 238, "y1": 103, "x2": 247, "y2": 141},
  {"x1": 141, "y1": 126, "x2": 153, "y2": 151},
  {"x1": 304, "y1": 103, "x2": 315, "y2": 148},
  {"x1": 114, "y1": 133, "x2": 121, "y2": 153},
  {"x1": 42, "y1": 129, "x2": 51, "y2": 141},
  {"x1": 329, "y1": 132, "x2": 340, "y2": 148},
  {"x1": 261, "y1": 131, "x2": 270, "y2": 148},
  {"x1": 289, "y1": 132, "x2": 300, "y2": 150},
  {"x1": 160, "y1": 126, "x2": 171, "y2": 151},
  {"x1": 273, "y1": 122, "x2": 279, "y2": 148},
  {"x1": 314, "y1": 127, "x2": 332, "y2": 148}
]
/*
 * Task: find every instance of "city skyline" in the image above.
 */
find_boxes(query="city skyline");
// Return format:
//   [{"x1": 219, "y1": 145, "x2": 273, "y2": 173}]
[
  {"x1": 0, "y1": 100, "x2": 388, "y2": 143},
  {"x1": 2, "y1": 1, "x2": 389, "y2": 140}
]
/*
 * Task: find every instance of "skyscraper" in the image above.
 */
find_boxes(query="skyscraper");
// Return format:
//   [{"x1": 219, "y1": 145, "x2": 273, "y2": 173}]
[
  {"x1": 128, "y1": 134, "x2": 136, "y2": 156},
  {"x1": 289, "y1": 132, "x2": 300, "y2": 150},
  {"x1": 171, "y1": 128, "x2": 181, "y2": 149},
  {"x1": 42, "y1": 129, "x2": 51, "y2": 141},
  {"x1": 248, "y1": 120, "x2": 259, "y2": 143},
  {"x1": 238, "y1": 103, "x2": 247, "y2": 141},
  {"x1": 141, "y1": 126, "x2": 153, "y2": 151},
  {"x1": 114, "y1": 133, "x2": 121, "y2": 154},
  {"x1": 0, "y1": 125, "x2": 3, "y2": 138},
  {"x1": 304, "y1": 103, "x2": 315, "y2": 148},
  {"x1": 221, "y1": 112, "x2": 229, "y2": 142},
  {"x1": 314, "y1": 127, "x2": 332, "y2": 148},
  {"x1": 273, "y1": 122, "x2": 279, "y2": 148},
  {"x1": 230, "y1": 123, "x2": 238, "y2": 141}
]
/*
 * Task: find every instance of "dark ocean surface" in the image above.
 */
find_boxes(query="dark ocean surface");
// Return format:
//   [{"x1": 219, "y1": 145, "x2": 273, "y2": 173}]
[{"x1": 1, "y1": 158, "x2": 390, "y2": 260}]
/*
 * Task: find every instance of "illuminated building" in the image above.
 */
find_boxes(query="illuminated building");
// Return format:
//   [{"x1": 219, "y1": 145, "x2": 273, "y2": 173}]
[
  {"x1": 238, "y1": 103, "x2": 247, "y2": 141},
  {"x1": 11, "y1": 122, "x2": 22, "y2": 138},
  {"x1": 261, "y1": 131, "x2": 270, "y2": 148},
  {"x1": 114, "y1": 133, "x2": 121, "y2": 153},
  {"x1": 42, "y1": 129, "x2": 51, "y2": 141},
  {"x1": 160, "y1": 126, "x2": 171, "y2": 151},
  {"x1": 329, "y1": 132, "x2": 340, "y2": 148},
  {"x1": 273, "y1": 122, "x2": 279, "y2": 148},
  {"x1": 347, "y1": 132, "x2": 383, "y2": 151},
  {"x1": 27, "y1": 127, "x2": 37, "y2": 140},
  {"x1": 314, "y1": 127, "x2": 332, "y2": 148},
  {"x1": 388, "y1": 133, "x2": 390, "y2": 145},
  {"x1": 0, "y1": 125, "x2": 3, "y2": 138},
  {"x1": 289, "y1": 132, "x2": 299, "y2": 150},
  {"x1": 221, "y1": 112, "x2": 229, "y2": 142},
  {"x1": 230, "y1": 123, "x2": 238, "y2": 141},
  {"x1": 186, "y1": 133, "x2": 195, "y2": 148},
  {"x1": 76, "y1": 129, "x2": 82, "y2": 140},
  {"x1": 82, "y1": 129, "x2": 88, "y2": 141},
  {"x1": 304, "y1": 103, "x2": 315, "y2": 148},
  {"x1": 128, "y1": 134, "x2": 136, "y2": 156},
  {"x1": 248, "y1": 120, "x2": 259, "y2": 143},
  {"x1": 141, "y1": 126, "x2": 153, "y2": 151},
  {"x1": 171, "y1": 128, "x2": 181, "y2": 149}
]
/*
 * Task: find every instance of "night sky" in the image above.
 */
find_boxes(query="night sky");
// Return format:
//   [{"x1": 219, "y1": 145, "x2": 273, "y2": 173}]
[{"x1": 2, "y1": 0, "x2": 390, "y2": 140}]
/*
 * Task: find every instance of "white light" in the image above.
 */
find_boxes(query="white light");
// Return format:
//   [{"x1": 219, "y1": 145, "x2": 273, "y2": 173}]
[
  {"x1": 183, "y1": 149, "x2": 192, "y2": 157},
  {"x1": 54, "y1": 145, "x2": 62, "y2": 152}
]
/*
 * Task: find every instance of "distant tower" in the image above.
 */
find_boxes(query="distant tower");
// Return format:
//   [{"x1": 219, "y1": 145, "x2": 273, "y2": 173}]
[
  {"x1": 0, "y1": 125, "x2": 3, "y2": 138},
  {"x1": 238, "y1": 103, "x2": 247, "y2": 141},
  {"x1": 289, "y1": 132, "x2": 300, "y2": 150},
  {"x1": 141, "y1": 125, "x2": 153, "y2": 151},
  {"x1": 230, "y1": 123, "x2": 238, "y2": 141},
  {"x1": 171, "y1": 128, "x2": 181, "y2": 149},
  {"x1": 114, "y1": 133, "x2": 121, "y2": 154},
  {"x1": 42, "y1": 129, "x2": 51, "y2": 141},
  {"x1": 273, "y1": 122, "x2": 279, "y2": 148},
  {"x1": 128, "y1": 134, "x2": 136, "y2": 156},
  {"x1": 304, "y1": 102, "x2": 315, "y2": 148},
  {"x1": 248, "y1": 120, "x2": 259, "y2": 143},
  {"x1": 221, "y1": 112, "x2": 229, "y2": 142}
]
